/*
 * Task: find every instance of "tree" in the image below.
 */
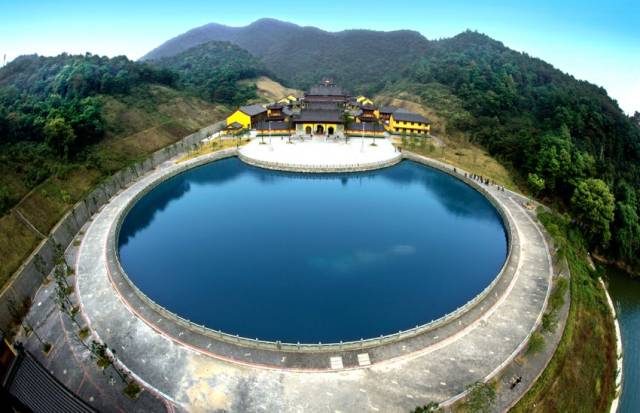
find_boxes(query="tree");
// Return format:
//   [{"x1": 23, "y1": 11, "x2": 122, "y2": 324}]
[
  {"x1": 0, "y1": 184, "x2": 12, "y2": 214},
  {"x1": 412, "y1": 401, "x2": 441, "y2": 412},
  {"x1": 527, "y1": 173, "x2": 545, "y2": 198},
  {"x1": 613, "y1": 202, "x2": 640, "y2": 261},
  {"x1": 44, "y1": 116, "x2": 76, "y2": 158},
  {"x1": 465, "y1": 381, "x2": 496, "y2": 413},
  {"x1": 612, "y1": 182, "x2": 640, "y2": 261},
  {"x1": 571, "y1": 178, "x2": 615, "y2": 247}
]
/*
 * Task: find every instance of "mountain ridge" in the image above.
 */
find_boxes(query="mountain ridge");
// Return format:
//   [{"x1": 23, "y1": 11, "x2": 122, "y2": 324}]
[
  {"x1": 141, "y1": 18, "x2": 428, "y2": 61},
  {"x1": 141, "y1": 18, "x2": 432, "y2": 92}
]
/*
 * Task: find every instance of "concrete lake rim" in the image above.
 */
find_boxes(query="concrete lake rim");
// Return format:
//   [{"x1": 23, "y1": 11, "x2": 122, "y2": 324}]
[{"x1": 105, "y1": 151, "x2": 517, "y2": 358}]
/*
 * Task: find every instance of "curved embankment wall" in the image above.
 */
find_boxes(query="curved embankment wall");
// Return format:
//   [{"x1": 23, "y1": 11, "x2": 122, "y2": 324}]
[
  {"x1": 102, "y1": 150, "x2": 515, "y2": 355},
  {"x1": 237, "y1": 152, "x2": 403, "y2": 173},
  {"x1": 0, "y1": 122, "x2": 224, "y2": 330}
]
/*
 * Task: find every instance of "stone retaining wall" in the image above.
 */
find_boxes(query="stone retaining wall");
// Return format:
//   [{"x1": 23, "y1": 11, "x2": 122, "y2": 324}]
[
  {"x1": 238, "y1": 152, "x2": 403, "y2": 173},
  {"x1": 0, "y1": 121, "x2": 224, "y2": 330}
]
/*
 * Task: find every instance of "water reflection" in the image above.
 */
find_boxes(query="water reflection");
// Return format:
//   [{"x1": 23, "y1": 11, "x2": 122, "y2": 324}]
[{"x1": 119, "y1": 178, "x2": 191, "y2": 245}]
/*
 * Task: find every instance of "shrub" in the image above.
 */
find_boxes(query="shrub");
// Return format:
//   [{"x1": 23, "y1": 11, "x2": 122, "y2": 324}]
[
  {"x1": 465, "y1": 381, "x2": 496, "y2": 413},
  {"x1": 527, "y1": 331, "x2": 545, "y2": 355},
  {"x1": 124, "y1": 381, "x2": 142, "y2": 399}
]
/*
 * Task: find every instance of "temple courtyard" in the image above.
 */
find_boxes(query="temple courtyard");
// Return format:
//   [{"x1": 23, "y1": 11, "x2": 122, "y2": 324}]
[{"x1": 238, "y1": 136, "x2": 400, "y2": 171}]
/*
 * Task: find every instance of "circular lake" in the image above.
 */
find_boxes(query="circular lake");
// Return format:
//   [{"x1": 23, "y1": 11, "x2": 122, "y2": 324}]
[{"x1": 118, "y1": 158, "x2": 508, "y2": 343}]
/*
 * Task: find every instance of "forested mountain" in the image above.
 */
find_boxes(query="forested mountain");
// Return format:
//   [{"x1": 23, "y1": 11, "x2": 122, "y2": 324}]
[
  {"x1": 150, "y1": 41, "x2": 266, "y2": 106},
  {"x1": 403, "y1": 31, "x2": 640, "y2": 264},
  {"x1": 142, "y1": 18, "x2": 431, "y2": 93},
  {"x1": 0, "y1": 53, "x2": 223, "y2": 217},
  {"x1": 0, "y1": 54, "x2": 175, "y2": 155},
  {"x1": 0, "y1": 52, "x2": 233, "y2": 281},
  {"x1": 144, "y1": 19, "x2": 640, "y2": 268}
]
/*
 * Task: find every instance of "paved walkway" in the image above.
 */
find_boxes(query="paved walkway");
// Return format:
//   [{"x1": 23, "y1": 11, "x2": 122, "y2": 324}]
[
  {"x1": 61, "y1": 149, "x2": 555, "y2": 412},
  {"x1": 239, "y1": 136, "x2": 399, "y2": 170}
]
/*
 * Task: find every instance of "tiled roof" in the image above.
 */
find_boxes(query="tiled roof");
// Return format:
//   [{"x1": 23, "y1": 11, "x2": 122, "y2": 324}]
[
  {"x1": 254, "y1": 121, "x2": 291, "y2": 130},
  {"x1": 379, "y1": 105, "x2": 399, "y2": 114},
  {"x1": 306, "y1": 102, "x2": 340, "y2": 110},
  {"x1": 293, "y1": 110, "x2": 344, "y2": 123},
  {"x1": 6, "y1": 350, "x2": 96, "y2": 413},
  {"x1": 392, "y1": 111, "x2": 431, "y2": 124},
  {"x1": 226, "y1": 122, "x2": 243, "y2": 129},
  {"x1": 238, "y1": 104, "x2": 267, "y2": 117},
  {"x1": 307, "y1": 85, "x2": 347, "y2": 97},
  {"x1": 346, "y1": 122, "x2": 385, "y2": 132}
]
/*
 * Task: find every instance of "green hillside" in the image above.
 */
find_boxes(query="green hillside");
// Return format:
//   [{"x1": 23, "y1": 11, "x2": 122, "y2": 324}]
[
  {"x1": 404, "y1": 31, "x2": 640, "y2": 266},
  {"x1": 0, "y1": 53, "x2": 228, "y2": 284},
  {"x1": 150, "y1": 41, "x2": 267, "y2": 105},
  {"x1": 145, "y1": 18, "x2": 640, "y2": 267}
]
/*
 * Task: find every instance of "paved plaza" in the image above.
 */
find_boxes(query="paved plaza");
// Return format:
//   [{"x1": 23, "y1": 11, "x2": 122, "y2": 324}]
[{"x1": 239, "y1": 136, "x2": 400, "y2": 170}]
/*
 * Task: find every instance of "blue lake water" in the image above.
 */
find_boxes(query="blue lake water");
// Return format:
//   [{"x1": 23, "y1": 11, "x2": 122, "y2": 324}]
[
  {"x1": 118, "y1": 158, "x2": 507, "y2": 343},
  {"x1": 605, "y1": 267, "x2": 640, "y2": 413}
]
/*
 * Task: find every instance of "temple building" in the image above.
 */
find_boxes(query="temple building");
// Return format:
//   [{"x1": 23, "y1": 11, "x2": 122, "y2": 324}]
[
  {"x1": 357, "y1": 103, "x2": 378, "y2": 123},
  {"x1": 388, "y1": 110, "x2": 431, "y2": 135},
  {"x1": 346, "y1": 122, "x2": 385, "y2": 137},
  {"x1": 356, "y1": 95, "x2": 374, "y2": 106},
  {"x1": 254, "y1": 120, "x2": 293, "y2": 136},
  {"x1": 266, "y1": 103, "x2": 286, "y2": 121},
  {"x1": 303, "y1": 80, "x2": 348, "y2": 105},
  {"x1": 226, "y1": 104, "x2": 267, "y2": 129},
  {"x1": 377, "y1": 105, "x2": 399, "y2": 122},
  {"x1": 292, "y1": 106, "x2": 344, "y2": 135},
  {"x1": 224, "y1": 79, "x2": 432, "y2": 138}
]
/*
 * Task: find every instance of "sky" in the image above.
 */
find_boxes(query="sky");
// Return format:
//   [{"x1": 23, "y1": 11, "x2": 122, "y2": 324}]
[{"x1": 1, "y1": 0, "x2": 639, "y2": 114}]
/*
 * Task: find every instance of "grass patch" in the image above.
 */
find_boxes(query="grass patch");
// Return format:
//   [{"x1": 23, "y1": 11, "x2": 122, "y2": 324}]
[
  {"x1": 176, "y1": 137, "x2": 249, "y2": 163},
  {"x1": 542, "y1": 276, "x2": 569, "y2": 332},
  {"x1": 457, "y1": 381, "x2": 497, "y2": 413},
  {"x1": 526, "y1": 331, "x2": 545, "y2": 355},
  {"x1": 511, "y1": 210, "x2": 616, "y2": 412},
  {"x1": 0, "y1": 213, "x2": 41, "y2": 287},
  {"x1": 401, "y1": 136, "x2": 518, "y2": 190}
]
